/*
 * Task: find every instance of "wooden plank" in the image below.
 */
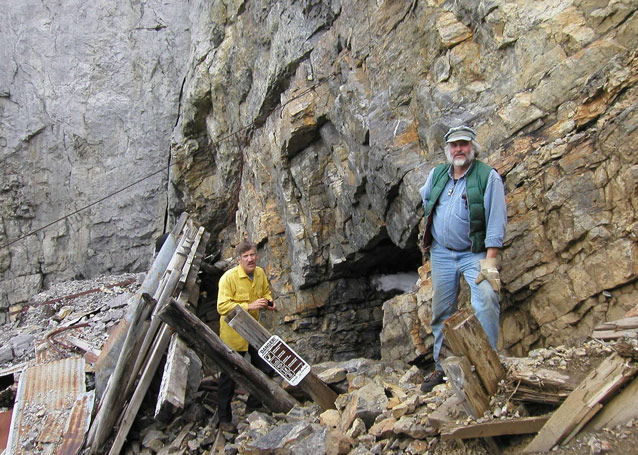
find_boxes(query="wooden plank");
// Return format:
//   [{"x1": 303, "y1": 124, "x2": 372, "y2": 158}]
[
  {"x1": 154, "y1": 336, "x2": 191, "y2": 421},
  {"x1": 108, "y1": 324, "x2": 173, "y2": 455},
  {"x1": 443, "y1": 309, "x2": 506, "y2": 396},
  {"x1": 524, "y1": 353, "x2": 638, "y2": 453},
  {"x1": 226, "y1": 305, "x2": 338, "y2": 411},
  {"x1": 155, "y1": 228, "x2": 209, "y2": 422},
  {"x1": 157, "y1": 299, "x2": 299, "y2": 414},
  {"x1": 178, "y1": 226, "x2": 205, "y2": 291},
  {"x1": 585, "y1": 375, "x2": 638, "y2": 432},
  {"x1": 441, "y1": 415, "x2": 550, "y2": 440},
  {"x1": 85, "y1": 294, "x2": 155, "y2": 453},
  {"x1": 591, "y1": 329, "x2": 637, "y2": 340},
  {"x1": 441, "y1": 356, "x2": 490, "y2": 419},
  {"x1": 507, "y1": 368, "x2": 577, "y2": 405},
  {"x1": 594, "y1": 316, "x2": 638, "y2": 331}
]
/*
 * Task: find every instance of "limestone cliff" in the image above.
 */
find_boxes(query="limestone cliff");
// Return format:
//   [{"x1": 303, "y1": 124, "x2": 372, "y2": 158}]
[
  {"x1": 0, "y1": 0, "x2": 190, "y2": 316},
  {"x1": 1, "y1": 0, "x2": 637, "y2": 364}
]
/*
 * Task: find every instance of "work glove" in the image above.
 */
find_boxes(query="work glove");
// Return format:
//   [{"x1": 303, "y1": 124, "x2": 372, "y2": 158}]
[{"x1": 475, "y1": 257, "x2": 501, "y2": 293}]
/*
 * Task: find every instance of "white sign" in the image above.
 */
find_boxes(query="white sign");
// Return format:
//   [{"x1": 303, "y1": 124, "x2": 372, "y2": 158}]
[{"x1": 258, "y1": 335, "x2": 311, "y2": 386}]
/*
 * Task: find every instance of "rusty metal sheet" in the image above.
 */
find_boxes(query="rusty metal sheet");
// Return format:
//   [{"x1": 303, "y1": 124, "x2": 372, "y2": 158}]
[
  {"x1": 58, "y1": 390, "x2": 95, "y2": 455},
  {"x1": 0, "y1": 410, "x2": 12, "y2": 451},
  {"x1": 6, "y1": 357, "x2": 86, "y2": 455}
]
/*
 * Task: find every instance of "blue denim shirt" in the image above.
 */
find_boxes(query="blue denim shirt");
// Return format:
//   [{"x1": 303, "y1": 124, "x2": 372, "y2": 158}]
[{"x1": 420, "y1": 162, "x2": 507, "y2": 251}]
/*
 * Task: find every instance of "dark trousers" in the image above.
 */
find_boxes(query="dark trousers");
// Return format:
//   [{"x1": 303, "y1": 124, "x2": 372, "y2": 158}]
[{"x1": 217, "y1": 344, "x2": 274, "y2": 423}]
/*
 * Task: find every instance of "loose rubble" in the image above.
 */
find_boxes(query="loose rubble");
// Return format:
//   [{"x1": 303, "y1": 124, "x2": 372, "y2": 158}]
[{"x1": 1, "y1": 275, "x2": 638, "y2": 455}]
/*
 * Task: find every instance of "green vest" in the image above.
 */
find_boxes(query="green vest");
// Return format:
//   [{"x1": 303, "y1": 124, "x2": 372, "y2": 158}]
[{"x1": 423, "y1": 160, "x2": 493, "y2": 253}]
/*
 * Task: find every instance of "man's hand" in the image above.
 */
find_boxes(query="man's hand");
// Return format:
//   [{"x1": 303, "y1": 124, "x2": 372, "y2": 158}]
[
  {"x1": 475, "y1": 257, "x2": 501, "y2": 293},
  {"x1": 247, "y1": 298, "x2": 276, "y2": 311}
]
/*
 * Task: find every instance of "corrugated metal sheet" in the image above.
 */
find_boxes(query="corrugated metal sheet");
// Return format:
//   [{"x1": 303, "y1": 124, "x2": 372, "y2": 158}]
[
  {"x1": 6, "y1": 357, "x2": 87, "y2": 455},
  {"x1": 58, "y1": 390, "x2": 95, "y2": 455}
]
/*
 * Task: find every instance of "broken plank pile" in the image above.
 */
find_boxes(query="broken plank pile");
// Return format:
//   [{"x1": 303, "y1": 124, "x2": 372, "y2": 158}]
[
  {"x1": 85, "y1": 213, "x2": 210, "y2": 455},
  {"x1": 505, "y1": 368, "x2": 577, "y2": 405},
  {"x1": 591, "y1": 316, "x2": 638, "y2": 340},
  {"x1": 524, "y1": 352, "x2": 638, "y2": 453}
]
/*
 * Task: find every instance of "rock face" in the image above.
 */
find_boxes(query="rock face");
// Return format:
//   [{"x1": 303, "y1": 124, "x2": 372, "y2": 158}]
[
  {"x1": 169, "y1": 0, "x2": 638, "y2": 361},
  {"x1": 2, "y1": 0, "x2": 638, "y2": 363},
  {"x1": 0, "y1": 0, "x2": 190, "y2": 321}
]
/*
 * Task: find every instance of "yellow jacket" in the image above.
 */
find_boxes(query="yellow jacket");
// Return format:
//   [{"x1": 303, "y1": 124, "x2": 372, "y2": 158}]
[{"x1": 217, "y1": 264, "x2": 272, "y2": 351}]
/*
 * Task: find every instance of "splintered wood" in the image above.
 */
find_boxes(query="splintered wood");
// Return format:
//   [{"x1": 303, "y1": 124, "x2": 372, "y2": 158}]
[
  {"x1": 592, "y1": 316, "x2": 638, "y2": 340},
  {"x1": 443, "y1": 309, "x2": 505, "y2": 396},
  {"x1": 524, "y1": 353, "x2": 638, "y2": 453},
  {"x1": 506, "y1": 368, "x2": 577, "y2": 405},
  {"x1": 440, "y1": 309, "x2": 505, "y2": 420}
]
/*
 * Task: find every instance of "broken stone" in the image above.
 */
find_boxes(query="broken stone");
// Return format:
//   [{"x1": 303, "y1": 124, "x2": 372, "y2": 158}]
[
  {"x1": 369, "y1": 416, "x2": 397, "y2": 440},
  {"x1": 346, "y1": 417, "x2": 366, "y2": 439},
  {"x1": 340, "y1": 381, "x2": 388, "y2": 431},
  {"x1": 318, "y1": 367, "x2": 347, "y2": 384},
  {"x1": 325, "y1": 427, "x2": 352, "y2": 455},
  {"x1": 142, "y1": 429, "x2": 167, "y2": 452},
  {"x1": 399, "y1": 365, "x2": 424, "y2": 386},
  {"x1": 393, "y1": 415, "x2": 431, "y2": 439},
  {"x1": 319, "y1": 409, "x2": 341, "y2": 428},
  {"x1": 11, "y1": 333, "x2": 35, "y2": 357}
]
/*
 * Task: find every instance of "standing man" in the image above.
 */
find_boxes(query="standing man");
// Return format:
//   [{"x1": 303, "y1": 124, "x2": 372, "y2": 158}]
[
  {"x1": 217, "y1": 240, "x2": 276, "y2": 432},
  {"x1": 419, "y1": 125, "x2": 507, "y2": 393}
]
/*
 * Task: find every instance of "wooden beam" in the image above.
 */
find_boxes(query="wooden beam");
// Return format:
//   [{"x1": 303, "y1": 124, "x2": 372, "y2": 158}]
[
  {"x1": 524, "y1": 353, "x2": 638, "y2": 453},
  {"x1": 443, "y1": 309, "x2": 505, "y2": 396},
  {"x1": 85, "y1": 293, "x2": 155, "y2": 453},
  {"x1": 226, "y1": 305, "x2": 338, "y2": 411},
  {"x1": 441, "y1": 356, "x2": 490, "y2": 419},
  {"x1": 108, "y1": 324, "x2": 173, "y2": 455},
  {"x1": 441, "y1": 415, "x2": 550, "y2": 441},
  {"x1": 157, "y1": 299, "x2": 299, "y2": 414},
  {"x1": 585, "y1": 375, "x2": 638, "y2": 432},
  {"x1": 154, "y1": 336, "x2": 191, "y2": 421}
]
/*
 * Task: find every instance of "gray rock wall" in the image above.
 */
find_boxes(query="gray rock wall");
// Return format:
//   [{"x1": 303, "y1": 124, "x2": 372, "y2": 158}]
[{"x1": 0, "y1": 0, "x2": 191, "y2": 319}]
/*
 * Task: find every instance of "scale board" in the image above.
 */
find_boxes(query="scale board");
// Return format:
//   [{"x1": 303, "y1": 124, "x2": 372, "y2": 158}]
[{"x1": 258, "y1": 335, "x2": 310, "y2": 386}]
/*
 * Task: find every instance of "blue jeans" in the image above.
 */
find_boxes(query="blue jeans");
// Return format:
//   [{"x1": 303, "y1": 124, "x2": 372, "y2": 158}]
[{"x1": 430, "y1": 243, "x2": 500, "y2": 371}]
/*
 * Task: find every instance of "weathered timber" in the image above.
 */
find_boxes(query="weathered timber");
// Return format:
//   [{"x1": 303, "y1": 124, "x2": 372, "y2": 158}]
[
  {"x1": 592, "y1": 317, "x2": 638, "y2": 339},
  {"x1": 524, "y1": 353, "x2": 638, "y2": 453},
  {"x1": 155, "y1": 229, "x2": 209, "y2": 420},
  {"x1": 441, "y1": 356, "x2": 490, "y2": 419},
  {"x1": 108, "y1": 324, "x2": 173, "y2": 455},
  {"x1": 443, "y1": 309, "x2": 505, "y2": 396},
  {"x1": 506, "y1": 368, "x2": 576, "y2": 405},
  {"x1": 226, "y1": 304, "x2": 338, "y2": 411},
  {"x1": 86, "y1": 293, "x2": 155, "y2": 453},
  {"x1": 585, "y1": 375, "x2": 638, "y2": 432},
  {"x1": 155, "y1": 336, "x2": 191, "y2": 421},
  {"x1": 441, "y1": 415, "x2": 550, "y2": 441},
  {"x1": 125, "y1": 225, "x2": 195, "y2": 396},
  {"x1": 158, "y1": 299, "x2": 299, "y2": 414},
  {"x1": 592, "y1": 329, "x2": 637, "y2": 340}
]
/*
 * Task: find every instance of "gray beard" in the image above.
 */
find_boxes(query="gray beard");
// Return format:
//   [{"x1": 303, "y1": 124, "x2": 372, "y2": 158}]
[{"x1": 453, "y1": 156, "x2": 472, "y2": 167}]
